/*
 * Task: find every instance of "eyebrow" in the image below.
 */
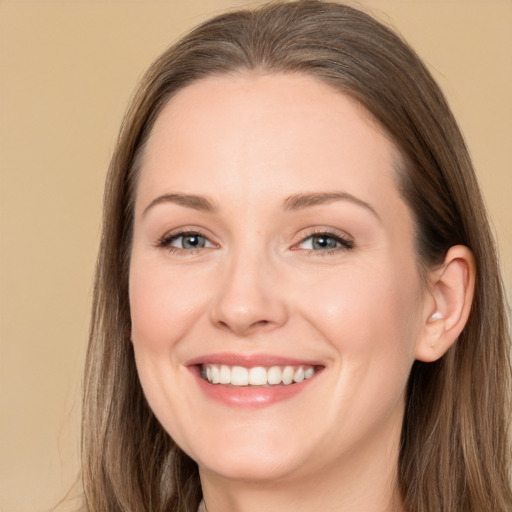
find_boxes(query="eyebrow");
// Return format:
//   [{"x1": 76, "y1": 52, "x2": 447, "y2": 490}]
[
  {"x1": 142, "y1": 190, "x2": 379, "y2": 220},
  {"x1": 142, "y1": 193, "x2": 217, "y2": 216},
  {"x1": 283, "y1": 191, "x2": 380, "y2": 219}
]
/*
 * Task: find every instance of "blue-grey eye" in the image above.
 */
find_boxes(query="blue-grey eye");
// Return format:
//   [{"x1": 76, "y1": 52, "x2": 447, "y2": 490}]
[
  {"x1": 312, "y1": 235, "x2": 338, "y2": 250},
  {"x1": 171, "y1": 233, "x2": 209, "y2": 249},
  {"x1": 298, "y1": 233, "x2": 352, "y2": 251}
]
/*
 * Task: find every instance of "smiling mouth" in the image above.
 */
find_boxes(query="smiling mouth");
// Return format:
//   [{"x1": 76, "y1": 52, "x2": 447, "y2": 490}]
[{"x1": 200, "y1": 364, "x2": 318, "y2": 386}]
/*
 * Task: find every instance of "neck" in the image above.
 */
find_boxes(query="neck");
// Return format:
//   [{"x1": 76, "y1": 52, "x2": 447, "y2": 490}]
[{"x1": 199, "y1": 424, "x2": 404, "y2": 512}]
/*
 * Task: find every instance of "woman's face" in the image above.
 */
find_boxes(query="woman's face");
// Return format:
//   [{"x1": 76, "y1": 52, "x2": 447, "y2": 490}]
[{"x1": 129, "y1": 73, "x2": 430, "y2": 483}]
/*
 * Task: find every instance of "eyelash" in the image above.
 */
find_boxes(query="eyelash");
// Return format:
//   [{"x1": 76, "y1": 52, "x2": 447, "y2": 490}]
[
  {"x1": 156, "y1": 229, "x2": 354, "y2": 255},
  {"x1": 294, "y1": 229, "x2": 354, "y2": 255},
  {"x1": 157, "y1": 230, "x2": 214, "y2": 254}
]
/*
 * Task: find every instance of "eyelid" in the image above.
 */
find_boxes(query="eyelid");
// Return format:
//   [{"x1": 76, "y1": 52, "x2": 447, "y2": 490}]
[
  {"x1": 291, "y1": 227, "x2": 354, "y2": 252},
  {"x1": 156, "y1": 227, "x2": 218, "y2": 252},
  {"x1": 154, "y1": 226, "x2": 353, "y2": 254}
]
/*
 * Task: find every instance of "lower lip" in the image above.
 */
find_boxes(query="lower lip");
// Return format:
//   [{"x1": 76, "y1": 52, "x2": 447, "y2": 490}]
[{"x1": 191, "y1": 369, "x2": 320, "y2": 408}]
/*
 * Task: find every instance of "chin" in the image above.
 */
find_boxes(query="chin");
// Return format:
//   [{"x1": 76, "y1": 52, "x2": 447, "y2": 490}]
[
  {"x1": 188, "y1": 432, "x2": 311, "y2": 482},
  {"x1": 198, "y1": 451, "x2": 303, "y2": 482}
]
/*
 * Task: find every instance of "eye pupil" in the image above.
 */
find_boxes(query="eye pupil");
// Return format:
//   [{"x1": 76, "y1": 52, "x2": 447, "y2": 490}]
[
  {"x1": 183, "y1": 235, "x2": 205, "y2": 249},
  {"x1": 312, "y1": 235, "x2": 337, "y2": 250}
]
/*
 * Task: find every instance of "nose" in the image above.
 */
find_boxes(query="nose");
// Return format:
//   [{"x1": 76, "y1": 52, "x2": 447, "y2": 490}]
[{"x1": 209, "y1": 250, "x2": 289, "y2": 337}]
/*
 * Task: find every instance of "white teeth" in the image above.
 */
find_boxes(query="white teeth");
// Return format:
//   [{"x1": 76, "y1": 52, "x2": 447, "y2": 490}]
[
  {"x1": 202, "y1": 363, "x2": 318, "y2": 386},
  {"x1": 282, "y1": 366, "x2": 294, "y2": 385},
  {"x1": 248, "y1": 366, "x2": 267, "y2": 385},
  {"x1": 267, "y1": 366, "x2": 282, "y2": 385},
  {"x1": 293, "y1": 366, "x2": 305, "y2": 383},
  {"x1": 304, "y1": 367, "x2": 315, "y2": 379},
  {"x1": 231, "y1": 366, "x2": 249, "y2": 386},
  {"x1": 219, "y1": 365, "x2": 230, "y2": 384}
]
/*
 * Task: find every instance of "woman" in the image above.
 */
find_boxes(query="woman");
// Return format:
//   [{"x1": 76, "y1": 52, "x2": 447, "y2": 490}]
[{"x1": 81, "y1": 1, "x2": 512, "y2": 511}]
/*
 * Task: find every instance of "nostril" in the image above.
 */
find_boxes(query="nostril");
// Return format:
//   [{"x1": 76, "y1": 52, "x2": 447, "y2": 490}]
[
  {"x1": 217, "y1": 320, "x2": 230, "y2": 330},
  {"x1": 252, "y1": 320, "x2": 270, "y2": 328},
  {"x1": 210, "y1": 290, "x2": 289, "y2": 335},
  {"x1": 215, "y1": 318, "x2": 273, "y2": 335}
]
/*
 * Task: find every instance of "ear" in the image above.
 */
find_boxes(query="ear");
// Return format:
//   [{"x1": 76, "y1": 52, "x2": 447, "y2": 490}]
[{"x1": 415, "y1": 245, "x2": 476, "y2": 362}]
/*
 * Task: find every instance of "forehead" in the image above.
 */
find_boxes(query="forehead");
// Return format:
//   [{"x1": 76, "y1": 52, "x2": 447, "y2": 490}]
[{"x1": 137, "y1": 72, "x2": 404, "y2": 218}]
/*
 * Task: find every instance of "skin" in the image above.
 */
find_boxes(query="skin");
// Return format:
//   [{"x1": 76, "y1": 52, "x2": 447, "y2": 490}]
[{"x1": 129, "y1": 73, "x2": 473, "y2": 512}]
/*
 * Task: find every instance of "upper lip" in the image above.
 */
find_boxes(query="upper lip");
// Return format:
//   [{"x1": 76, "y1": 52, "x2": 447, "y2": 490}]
[{"x1": 185, "y1": 352, "x2": 324, "y2": 368}]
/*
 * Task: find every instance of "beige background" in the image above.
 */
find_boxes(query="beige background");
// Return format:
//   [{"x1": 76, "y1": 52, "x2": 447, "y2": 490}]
[{"x1": 0, "y1": 1, "x2": 510, "y2": 510}]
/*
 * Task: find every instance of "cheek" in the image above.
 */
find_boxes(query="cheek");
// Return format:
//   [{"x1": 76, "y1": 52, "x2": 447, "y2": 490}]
[
  {"x1": 299, "y1": 256, "x2": 423, "y2": 379},
  {"x1": 128, "y1": 256, "x2": 208, "y2": 444},
  {"x1": 303, "y1": 264, "x2": 422, "y2": 432},
  {"x1": 129, "y1": 255, "x2": 208, "y2": 354}
]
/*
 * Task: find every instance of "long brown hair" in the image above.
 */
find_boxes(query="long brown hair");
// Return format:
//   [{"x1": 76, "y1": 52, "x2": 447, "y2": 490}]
[{"x1": 82, "y1": 1, "x2": 512, "y2": 510}]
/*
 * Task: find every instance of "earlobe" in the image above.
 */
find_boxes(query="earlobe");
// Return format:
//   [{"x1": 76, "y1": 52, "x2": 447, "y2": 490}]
[{"x1": 415, "y1": 245, "x2": 476, "y2": 362}]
